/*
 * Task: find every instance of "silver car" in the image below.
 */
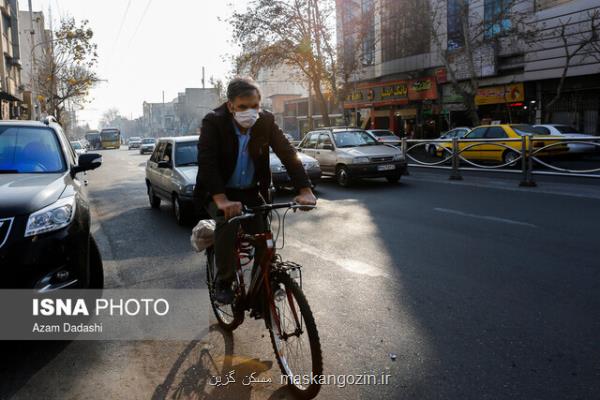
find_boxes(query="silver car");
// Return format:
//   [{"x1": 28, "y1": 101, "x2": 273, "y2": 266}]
[
  {"x1": 140, "y1": 138, "x2": 156, "y2": 154},
  {"x1": 366, "y1": 129, "x2": 402, "y2": 146},
  {"x1": 145, "y1": 136, "x2": 199, "y2": 225},
  {"x1": 270, "y1": 149, "x2": 321, "y2": 190},
  {"x1": 297, "y1": 128, "x2": 407, "y2": 187}
]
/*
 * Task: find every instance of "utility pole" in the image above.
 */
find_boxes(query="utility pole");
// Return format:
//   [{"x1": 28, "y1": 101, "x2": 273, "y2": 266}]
[
  {"x1": 307, "y1": 79, "x2": 314, "y2": 132},
  {"x1": 202, "y1": 66, "x2": 205, "y2": 89},
  {"x1": 28, "y1": 0, "x2": 36, "y2": 120}
]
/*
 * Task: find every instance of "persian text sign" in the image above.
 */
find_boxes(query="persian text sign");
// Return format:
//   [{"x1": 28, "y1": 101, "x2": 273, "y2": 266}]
[
  {"x1": 344, "y1": 77, "x2": 437, "y2": 109},
  {"x1": 475, "y1": 83, "x2": 524, "y2": 106}
]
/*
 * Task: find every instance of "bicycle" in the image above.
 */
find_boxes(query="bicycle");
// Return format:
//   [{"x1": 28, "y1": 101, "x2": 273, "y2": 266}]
[{"x1": 205, "y1": 202, "x2": 323, "y2": 399}]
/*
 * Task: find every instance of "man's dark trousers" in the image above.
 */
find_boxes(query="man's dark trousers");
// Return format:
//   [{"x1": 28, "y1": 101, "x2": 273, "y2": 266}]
[{"x1": 206, "y1": 188, "x2": 267, "y2": 285}]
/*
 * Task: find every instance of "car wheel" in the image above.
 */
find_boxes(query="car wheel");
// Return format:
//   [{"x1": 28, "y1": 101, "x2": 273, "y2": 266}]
[
  {"x1": 503, "y1": 150, "x2": 519, "y2": 167},
  {"x1": 336, "y1": 166, "x2": 352, "y2": 187},
  {"x1": 386, "y1": 174, "x2": 401, "y2": 184},
  {"x1": 173, "y1": 194, "x2": 187, "y2": 225},
  {"x1": 148, "y1": 184, "x2": 161, "y2": 209}
]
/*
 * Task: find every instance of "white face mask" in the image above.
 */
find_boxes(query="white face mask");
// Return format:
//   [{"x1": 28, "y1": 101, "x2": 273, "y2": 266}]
[{"x1": 234, "y1": 108, "x2": 259, "y2": 129}]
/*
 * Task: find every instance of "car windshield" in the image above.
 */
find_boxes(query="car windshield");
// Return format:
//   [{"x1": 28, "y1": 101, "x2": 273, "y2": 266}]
[
  {"x1": 333, "y1": 130, "x2": 378, "y2": 148},
  {"x1": 130, "y1": 137, "x2": 141, "y2": 142},
  {"x1": 175, "y1": 141, "x2": 198, "y2": 166},
  {"x1": 0, "y1": 126, "x2": 66, "y2": 173},
  {"x1": 371, "y1": 130, "x2": 395, "y2": 138},
  {"x1": 70, "y1": 141, "x2": 82, "y2": 150},
  {"x1": 142, "y1": 138, "x2": 155, "y2": 144},
  {"x1": 512, "y1": 125, "x2": 542, "y2": 136},
  {"x1": 554, "y1": 125, "x2": 581, "y2": 134}
]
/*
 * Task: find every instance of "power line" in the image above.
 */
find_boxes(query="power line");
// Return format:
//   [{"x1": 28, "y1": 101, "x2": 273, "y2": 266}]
[
  {"x1": 127, "y1": 0, "x2": 154, "y2": 49},
  {"x1": 111, "y1": 0, "x2": 132, "y2": 54}
]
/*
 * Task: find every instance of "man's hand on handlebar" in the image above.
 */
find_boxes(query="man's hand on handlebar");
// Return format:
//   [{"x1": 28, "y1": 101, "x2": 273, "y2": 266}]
[
  {"x1": 294, "y1": 187, "x2": 317, "y2": 211},
  {"x1": 213, "y1": 194, "x2": 243, "y2": 220}
]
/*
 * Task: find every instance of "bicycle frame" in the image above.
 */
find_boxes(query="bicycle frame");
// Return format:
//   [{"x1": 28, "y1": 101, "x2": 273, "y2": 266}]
[{"x1": 233, "y1": 224, "x2": 302, "y2": 340}]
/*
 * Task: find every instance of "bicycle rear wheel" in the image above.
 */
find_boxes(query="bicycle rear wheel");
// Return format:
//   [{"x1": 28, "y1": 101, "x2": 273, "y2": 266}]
[
  {"x1": 267, "y1": 271, "x2": 323, "y2": 399},
  {"x1": 206, "y1": 247, "x2": 244, "y2": 331}
]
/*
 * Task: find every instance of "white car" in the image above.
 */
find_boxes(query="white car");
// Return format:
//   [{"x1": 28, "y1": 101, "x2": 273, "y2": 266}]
[
  {"x1": 70, "y1": 140, "x2": 87, "y2": 156},
  {"x1": 366, "y1": 129, "x2": 401, "y2": 146},
  {"x1": 425, "y1": 127, "x2": 471, "y2": 156},
  {"x1": 533, "y1": 124, "x2": 599, "y2": 154}
]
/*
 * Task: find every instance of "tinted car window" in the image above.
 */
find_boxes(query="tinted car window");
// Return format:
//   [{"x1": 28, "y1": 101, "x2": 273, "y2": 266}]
[
  {"x1": 303, "y1": 133, "x2": 319, "y2": 149},
  {"x1": 175, "y1": 141, "x2": 198, "y2": 166},
  {"x1": 555, "y1": 125, "x2": 581, "y2": 134},
  {"x1": 163, "y1": 143, "x2": 173, "y2": 162},
  {"x1": 0, "y1": 126, "x2": 66, "y2": 173},
  {"x1": 151, "y1": 141, "x2": 166, "y2": 162},
  {"x1": 485, "y1": 127, "x2": 508, "y2": 138},
  {"x1": 466, "y1": 127, "x2": 487, "y2": 139},
  {"x1": 534, "y1": 126, "x2": 551, "y2": 135},
  {"x1": 142, "y1": 138, "x2": 156, "y2": 144},
  {"x1": 317, "y1": 133, "x2": 333, "y2": 149}
]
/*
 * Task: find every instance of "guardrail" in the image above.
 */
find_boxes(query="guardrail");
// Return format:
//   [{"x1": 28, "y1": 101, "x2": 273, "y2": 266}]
[{"x1": 401, "y1": 136, "x2": 600, "y2": 187}]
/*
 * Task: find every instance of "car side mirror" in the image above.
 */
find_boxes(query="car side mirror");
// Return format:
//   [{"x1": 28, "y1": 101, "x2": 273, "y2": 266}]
[
  {"x1": 157, "y1": 160, "x2": 171, "y2": 169},
  {"x1": 72, "y1": 153, "x2": 102, "y2": 176},
  {"x1": 323, "y1": 144, "x2": 334, "y2": 151}
]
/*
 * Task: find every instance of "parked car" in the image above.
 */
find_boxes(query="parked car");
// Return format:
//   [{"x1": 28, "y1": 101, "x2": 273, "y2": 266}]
[
  {"x1": 128, "y1": 137, "x2": 142, "y2": 150},
  {"x1": 297, "y1": 128, "x2": 407, "y2": 187},
  {"x1": 425, "y1": 127, "x2": 471, "y2": 156},
  {"x1": 366, "y1": 129, "x2": 402, "y2": 146},
  {"x1": 0, "y1": 118, "x2": 103, "y2": 289},
  {"x1": 270, "y1": 149, "x2": 321, "y2": 191},
  {"x1": 145, "y1": 136, "x2": 201, "y2": 225},
  {"x1": 533, "y1": 124, "x2": 599, "y2": 154},
  {"x1": 140, "y1": 138, "x2": 156, "y2": 154},
  {"x1": 70, "y1": 140, "x2": 87, "y2": 156},
  {"x1": 436, "y1": 124, "x2": 568, "y2": 165}
]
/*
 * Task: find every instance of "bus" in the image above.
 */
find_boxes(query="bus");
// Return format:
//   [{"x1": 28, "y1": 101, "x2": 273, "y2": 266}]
[
  {"x1": 85, "y1": 131, "x2": 101, "y2": 150},
  {"x1": 100, "y1": 128, "x2": 121, "y2": 149}
]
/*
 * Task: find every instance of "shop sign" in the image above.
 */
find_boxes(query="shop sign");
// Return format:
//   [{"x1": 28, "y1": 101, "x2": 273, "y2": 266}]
[
  {"x1": 344, "y1": 76, "x2": 437, "y2": 109},
  {"x1": 475, "y1": 83, "x2": 524, "y2": 106},
  {"x1": 435, "y1": 68, "x2": 447, "y2": 84}
]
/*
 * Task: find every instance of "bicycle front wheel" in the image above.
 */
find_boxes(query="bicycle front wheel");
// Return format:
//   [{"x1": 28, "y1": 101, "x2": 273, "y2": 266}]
[{"x1": 268, "y1": 271, "x2": 323, "y2": 399}]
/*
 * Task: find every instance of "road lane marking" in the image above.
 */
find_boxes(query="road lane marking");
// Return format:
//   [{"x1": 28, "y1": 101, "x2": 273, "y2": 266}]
[{"x1": 433, "y1": 207, "x2": 538, "y2": 228}]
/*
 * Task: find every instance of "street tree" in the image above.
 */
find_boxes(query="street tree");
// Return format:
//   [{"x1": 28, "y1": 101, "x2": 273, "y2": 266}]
[
  {"x1": 541, "y1": 9, "x2": 600, "y2": 122},
  {"x1": 230, "y1": 0, "x2": 339, "y2": 126},
  {"x1": 35, "y1": 18, "x2": 100, "y2": 124},
  {"x1": 100, "y1": 108, "x2": 121, "y2": 128},
  {"x1": 429, "y1": 0, "x2": 531, "y2": 126}
]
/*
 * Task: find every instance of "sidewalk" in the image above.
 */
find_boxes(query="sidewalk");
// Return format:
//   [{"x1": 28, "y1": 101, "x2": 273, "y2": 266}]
[{"x1": 403, "y1": 168, "x2": 600, "y2": 200}]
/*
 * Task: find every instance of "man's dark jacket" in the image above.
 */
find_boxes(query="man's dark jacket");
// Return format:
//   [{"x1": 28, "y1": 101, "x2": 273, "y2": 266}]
[{"x1": 194, "y1": 103, "x2": 311, "y2": 204}]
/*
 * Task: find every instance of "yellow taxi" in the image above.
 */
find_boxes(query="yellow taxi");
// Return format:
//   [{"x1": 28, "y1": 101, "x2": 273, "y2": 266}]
[{"x1": 436, "y1": 124, "x2": 568, "y2": 164}]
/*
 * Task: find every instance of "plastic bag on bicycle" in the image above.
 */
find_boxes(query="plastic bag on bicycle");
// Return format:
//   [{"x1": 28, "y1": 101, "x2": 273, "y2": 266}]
[{"x1": 190, "y1": 219, "x2": 216, "y2": 252}]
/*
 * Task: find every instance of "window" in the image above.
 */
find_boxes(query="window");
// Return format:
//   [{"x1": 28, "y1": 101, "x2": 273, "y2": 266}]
[
  {"x1": 301, "y1": 133, "x2": 319, "y2": 149},
  {"x1": 361, "y1": 0, "x2": 375, "y2": 65},
  {"x1": 381, "y1": 0, "x2": 431, "y2": 62},
  {"x1": 467, "y1": 127, "x2": 488, "y2": 139},
  {"x1": 484, "y1": 0, "x2": 512, "y2": 39},
  {"x1": 447, "y1": 0, "x2": 467, "y2": 50},
  {"x1": 151, "y1": 142, "x2": 166, "y2": 163},
  {"x1": 163, "y1": 143, "x2": 173, "y2": 163},
  {"x1": 175, "y1": 141, "x2": 199, "y2": 166},
  {"x1": 0, "y1": 127, "x2": 66, "y2": 173},
  {"x1": 485, "y1": 127, "x2": 508, "y2": 138},
  {"x1": 512, "y1": 125, "x2": 541, "y2": 136},
  {"x1": 317, "y1": 134, "x2": 333, "y2": 149},
  {"x1": 333, "y1": 130, "x2": 378, "y2": 148},
  {"x1": 534, "y1": 126, "x2": 550, "y2": 135}
]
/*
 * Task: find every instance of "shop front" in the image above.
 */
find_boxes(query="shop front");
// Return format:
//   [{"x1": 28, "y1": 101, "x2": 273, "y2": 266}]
[
  {"x1": 343, "y1": 76, "x2": 440, "y2": 138},
  {"x1": 476, "y1": 83, "x2": 529, "y2": 124}
]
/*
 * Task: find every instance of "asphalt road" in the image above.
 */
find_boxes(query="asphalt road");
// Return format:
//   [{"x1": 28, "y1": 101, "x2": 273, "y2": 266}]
[{"x1": 1, "y1": 147, "x2": 599, "y2": 400}]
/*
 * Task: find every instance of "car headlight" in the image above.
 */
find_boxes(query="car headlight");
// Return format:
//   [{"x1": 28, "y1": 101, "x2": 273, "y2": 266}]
[
  {"x1": 183, "y1": 184, "x2": 195, "y2": 195},
  {"x1": 393, "y1": 153, "x2": 404, "y2": 161},
  {"x1": 303, "y1": 161, "x2": 319, "y2": 169},
  {"x1": 25, "y1": 196, "x2": 76, "y2": 237},
  {"x1": 353, "y1": 157, "x2": 370, "y2": 164},
  {"x1": 272, "y1": 164, "x2": 286, "y2": 172}
]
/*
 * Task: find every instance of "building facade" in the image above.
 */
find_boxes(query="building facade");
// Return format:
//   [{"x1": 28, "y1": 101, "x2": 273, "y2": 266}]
[
  {"x1": 337, "y1": 0, "x2": 600, "y2": 136},
  {"x1": 0, "y1": 0, "x2": 23, "y2": 120}
]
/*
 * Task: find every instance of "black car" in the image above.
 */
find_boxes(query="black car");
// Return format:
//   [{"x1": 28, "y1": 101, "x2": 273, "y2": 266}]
[{"x1": 0, "y1": 118, "x2": 104, "y2": 290}]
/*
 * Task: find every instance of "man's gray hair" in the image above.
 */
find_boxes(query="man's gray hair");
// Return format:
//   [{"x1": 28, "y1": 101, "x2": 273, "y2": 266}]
[{"x1": 227, "y1": 77, "x2": 261, "y2": 101}]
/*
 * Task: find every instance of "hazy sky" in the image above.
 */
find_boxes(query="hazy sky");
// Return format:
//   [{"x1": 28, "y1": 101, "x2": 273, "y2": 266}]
[{"x1": 21, "y1": 0, "x2": 243, "y2": 129}]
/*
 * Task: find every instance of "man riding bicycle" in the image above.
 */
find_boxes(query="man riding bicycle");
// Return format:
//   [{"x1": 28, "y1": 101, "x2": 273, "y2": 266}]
[{"x1": 194, "y1": 77, "x2": 317, "y2": 304}]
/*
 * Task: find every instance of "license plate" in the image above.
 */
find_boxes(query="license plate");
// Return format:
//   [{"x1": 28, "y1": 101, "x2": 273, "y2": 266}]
[{"x1": 377, "y1": 164, "x2": 396, "y2": 171}]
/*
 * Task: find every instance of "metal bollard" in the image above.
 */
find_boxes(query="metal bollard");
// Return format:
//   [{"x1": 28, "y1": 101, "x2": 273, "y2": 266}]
[
  {"x1": 449, "y1": 137, "x2": 463, "y2": 180},
  {"x1": 519, "y1": 135, "x2": 536, "y2": 187},
  {"x1": 401, "y1": 137, "x2": 410, "y2": 176}
]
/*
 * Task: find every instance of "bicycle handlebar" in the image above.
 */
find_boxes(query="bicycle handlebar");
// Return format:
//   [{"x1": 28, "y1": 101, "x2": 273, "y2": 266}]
[{"x1": 227, "y1": 202, "x2": 316, "y2": 224}]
